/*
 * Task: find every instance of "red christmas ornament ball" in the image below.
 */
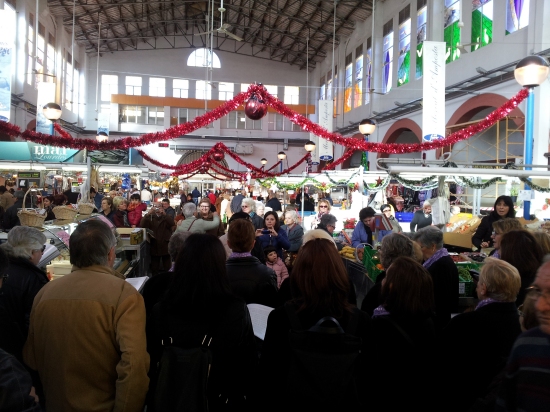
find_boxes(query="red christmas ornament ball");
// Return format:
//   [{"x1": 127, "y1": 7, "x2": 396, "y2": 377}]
[
  {"x1": 244, "y1": 95, "x2": 267, "y2": 120},
  {"x1": 212, "y1": 150, "x2": 224, "y2": 162}
]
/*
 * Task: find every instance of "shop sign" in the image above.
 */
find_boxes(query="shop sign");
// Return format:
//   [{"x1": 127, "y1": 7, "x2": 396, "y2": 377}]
[{"x1": 318, "y1": 100, "x2": 334, "y2": 161}]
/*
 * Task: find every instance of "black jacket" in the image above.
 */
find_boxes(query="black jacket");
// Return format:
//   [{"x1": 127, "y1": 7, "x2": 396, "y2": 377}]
[
  {"x1": 369, "y1": 313, "x2": 437, "y2": 411},
  {"x1": 472, "y1": 212, "x2": 501, "y2": 249},
  {"x1": 0, "y1": 256, "x2": 49, "y2": 360},
  {"x1": 426, "y1": 255, "x2": 459, "y2": 331},
  {"x1": 226, "y1": 256, "x2": 278, "y2": 307},
  {"x1": 266, "y1": 197, "x2": 282, "y2": 212},
  {"x1": 3, "y1": 200, "x2": 23, "y2": 230},
  {"x1": 410, "y1": 210, "x2": 432, "y2": 232},
  {"x1": 0, "y1": 348, "x2": 42, "y2": 411},
  {"x1": 146, "y1": 295, "x2": 257, "y2": 412},
  {"x1": 440, "y1": 302, "x2": 521, "y2": 411},
  {"x1": 257, "y1": 304, "x2": 372, "y2": 411}
]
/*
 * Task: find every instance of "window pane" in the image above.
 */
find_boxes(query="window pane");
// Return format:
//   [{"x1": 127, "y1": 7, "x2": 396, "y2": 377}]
[
  {"x1": 264, "y1": 85, "x2": 278, "y2": 97},
  {"x1": 383, "y1": 30, "x2": 393, "y2": 94},
  {"x1": 471, "y1": 0, "x2": 493, "y2": 51},
  {"x1": 196, "y1": 80, "x2": 212, "y2": 100},
  {"x1": 149, "y1": 77, "x2": 165, "y2": 97},
  {"x1": 506, "y1": 0, "x2": 530, "y2": 34},
  {"x1": 187, "y1": 48, "x2": 221, "y2": 68},
  {"x1": 397, "y1": 19, "x2": 411, "y2": 87},
  {"x1": 101, "y1": 75, "x2": 118, "y2": 101},
  {"x1": 284, "y1": 86, "x2": 299, "y2": 104},
  {"x1": 173, "y1": 79, "x2": 189, "y2": 98},
  {"x1": 219, "y1": 82, "x2": 234, "y2": 100}
]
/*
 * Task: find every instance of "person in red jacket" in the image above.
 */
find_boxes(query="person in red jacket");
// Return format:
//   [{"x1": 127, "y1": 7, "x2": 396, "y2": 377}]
[{"x1": 127, "y1": 193, "x2": 147, "y2": 228}]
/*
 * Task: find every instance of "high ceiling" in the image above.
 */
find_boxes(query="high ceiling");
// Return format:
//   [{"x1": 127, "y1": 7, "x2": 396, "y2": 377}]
[{"x1": 47, "y1": 0, "x2": 373, "y2": 70}]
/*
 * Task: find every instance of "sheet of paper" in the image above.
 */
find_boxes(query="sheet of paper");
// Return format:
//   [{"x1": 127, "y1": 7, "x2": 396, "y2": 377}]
[
  {"x1": 39, "y1": 244, "x2": 61, "y2": 267},
  {"x1": 247, "y1": 303, "x2": 274, "y2": 340},
  {"x1": 126, "y1": 276, "x2": 148, "y2": 291}
]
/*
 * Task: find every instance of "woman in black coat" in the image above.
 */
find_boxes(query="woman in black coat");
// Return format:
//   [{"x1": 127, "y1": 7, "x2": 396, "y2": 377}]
[
  {"x1": 413, "y1": 226, "x2": 459, "y2": 331},
  {"x1": 146, "y1": 233, "x2": 256, "y2": 412},
  {"x1": 370, "y1": 256, "x2": 437, "y2": 411},
  {"x1": 440, "y1": 258, "x2": 522, "y2": 411},
  {"x1": 472, "y1": 195, "x2": 515, "y2": 250},
  {"x1": 258, "y1": 239, "x2": 371, "y2": 411},
  {"x1": 0, "y1": 227, "x2": 48, "y2": 361}
]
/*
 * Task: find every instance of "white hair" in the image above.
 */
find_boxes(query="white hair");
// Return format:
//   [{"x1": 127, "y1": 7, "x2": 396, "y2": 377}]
[{"x1": 1, "y1": 226, "x2": 47, "y2": 260}]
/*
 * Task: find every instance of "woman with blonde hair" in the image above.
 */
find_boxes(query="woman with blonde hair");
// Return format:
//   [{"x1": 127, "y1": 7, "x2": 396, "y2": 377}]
[
  {"x1": 489, "y1": 218, "x2": 523, "y2": 258},
  {"x1": 311, "y1": 198, "x2": 331, "y2": 229},
  {"x1": 441, "y1": 258, "x2": 522, "y2": 411}
]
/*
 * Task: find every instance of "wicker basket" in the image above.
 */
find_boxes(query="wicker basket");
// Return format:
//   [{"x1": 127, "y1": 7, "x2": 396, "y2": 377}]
[
  {"x1": 53, "y1": 205, "x2": 79, "y2": 220},
  {"x1": 18, "y1": 189, "x2": 47, "y2": 228},
  {"x1": 78, "y1": 202, "x2": 95, "y2": 215}
]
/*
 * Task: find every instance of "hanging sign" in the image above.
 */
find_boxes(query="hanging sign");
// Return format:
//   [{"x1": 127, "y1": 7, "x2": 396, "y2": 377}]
[
  {"x1": 318, "y1": 100, "x2": 334, "y2": 161},
  {"x1": 0, "y1": 9, "x2": 13, "y2": 122},
  {"x1": 97, "y1": 112, "x2": 110, "y2": 138},
  {"x1": 422, "y1": 41, "x2": 446, "y2": 142},
  {"x1": 36, "y1": 82, "x2": 56, "y2": 134}
]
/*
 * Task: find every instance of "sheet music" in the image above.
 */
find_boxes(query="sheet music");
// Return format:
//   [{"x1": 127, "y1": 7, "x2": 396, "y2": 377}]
[
  {"x1": 247, "y1": 303, "x2": 274, "y2": 340},
  {"x1": 126, "y1": 276, "x2": 148, "y2": 291}
]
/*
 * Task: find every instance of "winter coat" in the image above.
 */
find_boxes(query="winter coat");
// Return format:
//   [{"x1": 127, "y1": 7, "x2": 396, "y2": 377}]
[
  {"x1": 256, "y1": 229, "x2": 291, "y2": 259},
  {"x1": 23, "y1": 265, "x2": 150, "y2": 412},
  {"x1": 281, "y1": 224, "x2": 304, "y2": 252},
  {"x1": 266, "y1": 257, "x2": 289, "y2": 288},
  {"x1": 128, "y1": 202, "x2": 147, "y2": 227},
  {"x1": 226, "y1": 256, "x2": 278, "y2": 307},
  {"x1": 140, "y1": 214, "x2": 175, "y2": 256}
]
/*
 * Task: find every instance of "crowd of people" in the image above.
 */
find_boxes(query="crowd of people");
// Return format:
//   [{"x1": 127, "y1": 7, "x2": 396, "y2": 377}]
[{"x1": 1, "y1": 188, "x2": 550, "y2": 411}]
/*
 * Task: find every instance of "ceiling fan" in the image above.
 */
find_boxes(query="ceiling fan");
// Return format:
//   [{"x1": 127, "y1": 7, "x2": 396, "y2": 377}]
[{"x1": 194, "y1": 0, "x2": 243, "y2": 42}]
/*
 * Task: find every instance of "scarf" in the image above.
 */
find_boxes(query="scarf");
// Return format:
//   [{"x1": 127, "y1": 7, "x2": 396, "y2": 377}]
[
  {"x1": 229, "y1": 252, "x2": 252, "y2": 259},
  {"x1": 372, "y1": 305, "x2": 390, "y2": 317},
  {"x1": 475, "y1": 297, "x2": 505, "y2": 311},
  {"x1": 423, "y1": 247, "x2": 449, "y2": 269},
  {"x1": 492, "y1": 250, "x2": 500, "y2": 259}
]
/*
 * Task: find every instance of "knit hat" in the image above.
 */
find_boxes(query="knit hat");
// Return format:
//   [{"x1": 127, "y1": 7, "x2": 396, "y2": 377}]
[{"x1": 264, "y1": 246, "x2": 277, "y2": 256}]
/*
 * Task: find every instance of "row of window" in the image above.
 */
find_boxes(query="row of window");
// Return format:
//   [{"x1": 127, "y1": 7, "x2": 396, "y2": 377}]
[
  {"x1": 324, "y1": 0, "x2": 530, "y2": 112},
  {"x1": 25, "y1": 10, "x2": 83, "y2": 115},
  {"x1": 120, "y1": 105, "x2": 301, "y2": 132},
  {"x1": 102, "y1": 75, "x2": 300, "y2": 104}
]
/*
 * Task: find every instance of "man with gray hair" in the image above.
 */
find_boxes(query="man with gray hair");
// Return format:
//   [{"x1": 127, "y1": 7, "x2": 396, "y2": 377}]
[
  {"x1": 23, "y1": 219, "x2": 150, "y2": 411},
  {"x1": 174, "y1": 202, "x2": 220, "y2": 234}
]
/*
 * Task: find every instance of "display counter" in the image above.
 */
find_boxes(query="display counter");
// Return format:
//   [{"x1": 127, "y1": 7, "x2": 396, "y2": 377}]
[{"x1": 0, "y1": 216, "x2": 150, "y2": 278}]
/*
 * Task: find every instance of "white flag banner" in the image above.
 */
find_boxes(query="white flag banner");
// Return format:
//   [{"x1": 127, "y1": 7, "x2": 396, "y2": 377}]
[
  {"x1": 318, "y1": 100, "x2": 334, "y2": 161},
  {"x1": 309, "y1": 133, "x2": 320, "y2": 165},
  {"x1": 97, "y1": 112, "x2": 110, "y2": 136},
  {"x1": 36, "y1": 82, "x2": 56, "y2": 134},
  {"x1": 0, "y1": 10, "x2": 13, "y2": 122},
  {"x1": 422, "y1": 41, "x2": 446, "y2": 142}
]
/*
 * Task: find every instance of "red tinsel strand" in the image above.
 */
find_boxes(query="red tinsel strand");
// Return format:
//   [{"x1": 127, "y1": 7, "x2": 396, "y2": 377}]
[
  {"x1": 260, "y1": 87, "x2": 529, "y2": 154},
  {"x1": 0, "y1": 121, "x2": 22, "y2": 137},
  {"x1": 323, "y1": 148, "x2": 358, "y2": 170},
  {"x1": 4, "y1": 85, "x2": 528, "y2": 155},
  {"x1": 53, "y1": 123, "x2": 74, "y2": 139}
]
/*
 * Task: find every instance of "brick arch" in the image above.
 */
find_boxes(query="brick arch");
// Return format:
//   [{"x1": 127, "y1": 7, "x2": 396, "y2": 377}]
[
  {"x1": 376, "y1": 118, "x2": 422, "y2": 160},
  {"x1": 440, "y1": 93, "x2": 525, "y2": 157}
]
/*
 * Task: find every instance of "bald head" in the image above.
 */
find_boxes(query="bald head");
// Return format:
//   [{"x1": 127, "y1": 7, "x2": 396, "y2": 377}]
[{"x1": 533, "y1": 261, "x2": 550, "y2": 334}]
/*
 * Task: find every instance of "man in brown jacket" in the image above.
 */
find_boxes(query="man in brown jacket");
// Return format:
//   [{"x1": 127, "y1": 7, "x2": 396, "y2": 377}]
[
  {"x1": 23, "y1": 219, "x2": 149, "y2": 412},
  {"x1": 0, "y1": 185, "x2": 15, "y2": 211},
  {"x1": 140, "y1": 202, "x2": 175, "y2": 275}
]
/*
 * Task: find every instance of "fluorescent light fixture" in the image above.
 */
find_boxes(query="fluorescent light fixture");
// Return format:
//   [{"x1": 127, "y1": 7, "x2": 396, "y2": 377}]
[
  {"x1": 62, "y1": 165, "x2": 88, "y2": 172},
  {"x1": 388, "y1": 165, "x2": 550, "y2": 179},
  {"x1": 98, "y1": 165, "x2": 143, "y2": 174},
  {"x1": 0, "y1": 162, "x2": 46, "y2": 170}
]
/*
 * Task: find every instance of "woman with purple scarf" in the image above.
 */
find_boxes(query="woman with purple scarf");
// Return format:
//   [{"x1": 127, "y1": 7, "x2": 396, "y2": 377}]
[
  {"x1": 413, "y1": 226, "x2": 459, "y2": 331},
  {"x1": 439, "y1": 258, "x2": 521, "y2": 411}
]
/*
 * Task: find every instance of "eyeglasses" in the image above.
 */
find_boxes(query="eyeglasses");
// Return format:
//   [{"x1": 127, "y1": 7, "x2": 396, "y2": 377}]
[
  {"x1": 241, "y1": 205, "x2": 249, "y2": 209},
  {"x1": 491, "y1": 231, "x2": 501, "y2": 236},
  {"x1": 525, "y1": 286, "x2": 550, "y2": 304},
  {"x1": 200, "y1": 205, "x2": 210, "y2": 208},
  {"x1": 33, "y1": 245, "x2": 46, "y2": 254},
  {"x1": 319, "y1": 205, "x2": 328, "y2": 209}
]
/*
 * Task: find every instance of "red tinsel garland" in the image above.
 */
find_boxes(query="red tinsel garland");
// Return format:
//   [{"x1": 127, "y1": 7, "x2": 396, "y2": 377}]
[
  {"x1": 323, "y1": 148, "x2": 357, "y2": 170},
  {"x1": 0, "y1": 85, "x2": 528, "y2": 156}
]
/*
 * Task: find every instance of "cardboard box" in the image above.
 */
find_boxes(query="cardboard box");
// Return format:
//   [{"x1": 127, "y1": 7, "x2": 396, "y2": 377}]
[
  {"x1": 443, "y1": 214, "x2": 480, "y2": 249},
  {"x1": 130, "y1": 228, "x2": 144, "y2": 245}
]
